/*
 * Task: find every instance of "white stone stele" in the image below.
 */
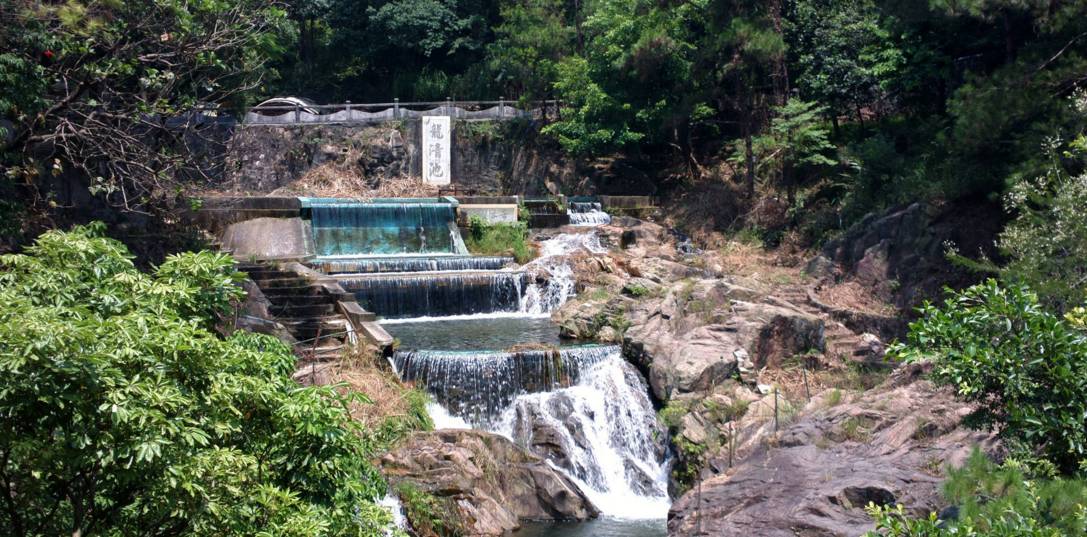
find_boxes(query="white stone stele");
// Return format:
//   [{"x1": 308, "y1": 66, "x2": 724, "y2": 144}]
[{"x1": 422, "y1": 115, "x2": 451, "y2": 185}]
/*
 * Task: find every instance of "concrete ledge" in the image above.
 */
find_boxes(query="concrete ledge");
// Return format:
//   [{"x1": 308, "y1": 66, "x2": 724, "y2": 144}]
[
  {"x1": 458, "y1": 204, "x2": 519, "y2": 224},
  {"x1": 222, "y1": 217, "x2": 314, "y2": 260},
  {"x1": 453, "y1": 195, "x2": 520, "y2": 205}
]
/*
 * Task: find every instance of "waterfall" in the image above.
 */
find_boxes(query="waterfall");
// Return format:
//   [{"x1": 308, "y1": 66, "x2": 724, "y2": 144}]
[
  {"x1": 308, "y1": 201, "x2": 459, "y2": 256},
  {"x1": 520, "y1": 232, "x2": 606, "y2": 314},
  {"x1": 315, "y1": 255, "x2": 512, "y2": 274},
  {"x1": 396, "y1": 345, "x2": 672, "y2": 520},
  {"x1": 377, "y1": 492, "x2": 408, "y2": 534},
  {"x1": 337, "y1": 271, "x2": 526, "y2": 318},
  {"x1": 568, "y1": 201, "x2": 612, "y2": 226},
  {"x1": 494, "y1": 353, "x2": 671, "y2": 519},
  {"x1": 391, "y1": 345, "x2": 615, "y2": 427}
]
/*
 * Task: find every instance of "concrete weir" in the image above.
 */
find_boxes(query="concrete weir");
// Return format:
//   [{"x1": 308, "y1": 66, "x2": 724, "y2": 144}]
[{"x1": 335, "y1": 270, "x2": 528, "y2": 319}]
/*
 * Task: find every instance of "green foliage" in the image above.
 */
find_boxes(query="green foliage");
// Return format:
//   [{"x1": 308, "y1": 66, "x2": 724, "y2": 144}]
[
  {"x1": 0, "y1": 224, "x2": 396, "y2": 536},
  {"x1": 396, "y1": 482, "x2": 464, "y2": 536},
  {"x1": 891, "y1": 280, "x2": 1087, "y2": 475},
  {"x1": 865, "y1": 450, "x2": 1087, "y2": 536},
  {"x1": 998, "y1": 125, "x2": 1087, "y2": 312},
  {"x1": 2, "y1": 0, "x2": 286, "y2": 214},
  {"x1": 464, "y1": 215, "x2": 534, "y2": 263},
  {"x1": 658, "y1": 400, "x2": 691, "y2": 429},
  {"x1": 787, "y1": 0, "x2": 902, "y2": 121}
]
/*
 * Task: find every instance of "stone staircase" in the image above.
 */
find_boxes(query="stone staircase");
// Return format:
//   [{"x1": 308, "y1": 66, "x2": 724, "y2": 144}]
[
  {"x1": 773, "y1": 286, "x2": 868, "y2": 365},
  {"x1": 237, "y1": 263, "x2": 354, "y2": 362}
]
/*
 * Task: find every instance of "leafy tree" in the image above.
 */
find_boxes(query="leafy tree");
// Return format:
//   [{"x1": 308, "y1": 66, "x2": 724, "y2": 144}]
[
  {"x1": 891, "y1": 280, "x2": 1087, "y2": 475},
  {"x1": 865, "y1": 450, "x2": 1087, "y2": 536},
  {"x1": 0, "y1": 1, "x2": 286, "y2": 215},
  {"x1": 786, "y1": 0, "x2": 902, "y2": 131},
  {"x1": 0, "y1": 224, "x2": 399, "y2": 536},
  {"x1": 740, "y1": 98, "x2": 837, "y2": 205},
  {"x1": 485, "y1": 0, "x2": 575, "y2": 102},
  {"x1": 544, "y1": 0, "x2": 702, "y2": 158}
]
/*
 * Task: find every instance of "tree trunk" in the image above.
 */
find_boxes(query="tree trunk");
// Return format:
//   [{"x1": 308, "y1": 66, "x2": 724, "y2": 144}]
[{"x1": 770, "y1": 0, "x2": 789, "y2": 106}]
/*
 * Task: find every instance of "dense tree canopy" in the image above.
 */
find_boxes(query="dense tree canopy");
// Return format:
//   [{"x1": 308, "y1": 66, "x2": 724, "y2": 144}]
[{"x1": 0, "y1": 224, "x2": 399, "y2": 536}]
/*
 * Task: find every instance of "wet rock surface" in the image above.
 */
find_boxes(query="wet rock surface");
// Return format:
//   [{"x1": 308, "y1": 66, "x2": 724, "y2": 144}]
[
  {"x1": 667, "y1": 365, "x2": 998, "y2": 536},
  {"x1": 381, "y1": 430, "x2": 599, "y2": 536}
]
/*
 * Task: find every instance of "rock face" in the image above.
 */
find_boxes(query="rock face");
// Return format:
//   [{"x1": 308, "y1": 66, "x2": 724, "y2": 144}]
[
  {"x1": 622, "y1": 279, "x2": 825, "y2": 400},
  {"x1": 817, "y1": 201, "x2": 1004, "y2": 310},
  {"x1": 668, "y1": 365, "x2": 998, "y2": 536},
  {"x1": 381, "y1": 430, "x2": 598, "y2": 536},
  {"x1": 219, "y1": 122, "x2": 575, "y2": 196}
]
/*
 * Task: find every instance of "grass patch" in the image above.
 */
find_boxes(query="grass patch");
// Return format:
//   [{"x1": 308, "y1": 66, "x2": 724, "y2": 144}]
[
  {"x1": 658, "y1": 400, "x2": 690, "y2": 429},
  {"x1": 464, "y1": 215, "x2": 534, "y2": 263},
  {"x1": 826, "y1": 388, "x2": 843, "y2": 407},
  {"x1": 702, "y1": 397, "x2": 751, "y2": 423},
  {"x1": 836, "y1": 416, "x2": 873, "y2": 443}
]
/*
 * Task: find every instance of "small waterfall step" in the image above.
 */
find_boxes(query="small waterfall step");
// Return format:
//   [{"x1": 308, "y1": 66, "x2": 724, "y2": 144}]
[
  {"x1": 306, "y1": 198, "x2": 462, "y2": 256},
  {"x1": 336, "y1": 270, "x2": 527, "y2": 318},
  {"x1": 568, "y1": 200, "x2": 612, "y2": 226},
  {"x1": 392, "y1": 345, "x2": 617, "y2": 426},
  {"x1": 312, "y1": 255, "x2": 513, "y2": 274}
]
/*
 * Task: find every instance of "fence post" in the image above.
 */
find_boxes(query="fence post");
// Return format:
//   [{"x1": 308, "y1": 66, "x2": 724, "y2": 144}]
[
  {"x1": 446, "y1": 96, "x2": 452, "y2": 117},
  {"x1": 345, "y1": 100, "x2": 351, "y2": 123},
  {"x1": 394, "y1": 98, "x2": 400, "y2": 119},
  {"x1": 294, "y1": 103, "x2": 301, "y2": 124},
  {"x1": 499, "y1": 96, "x2": 505, "y2": 118},
  {"x1": 773, "y1": 387, "x2": 779, "y2": 431}
]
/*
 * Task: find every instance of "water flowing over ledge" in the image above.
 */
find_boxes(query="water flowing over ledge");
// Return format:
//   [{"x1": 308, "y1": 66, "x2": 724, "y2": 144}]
[
  {"x1": 392, "y1": 345, "x2": 617, "y2": 427},
  {"x1": 338, "y1": 271, "x2": 527, "y2": 318},
  {"x1": 314, "y1": 255, "x2": 512, "y2": 274},
  {"x1": 568, "y1": 201, "x2": 612, "y2": 226}
]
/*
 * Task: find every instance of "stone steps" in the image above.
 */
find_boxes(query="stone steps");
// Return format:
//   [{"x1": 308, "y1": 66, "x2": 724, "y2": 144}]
[{"x1": 238, "y1": 262, "x2": 353, "y2": 366}]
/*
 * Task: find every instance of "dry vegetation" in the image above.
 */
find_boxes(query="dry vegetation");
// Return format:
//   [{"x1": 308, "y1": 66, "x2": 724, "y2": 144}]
[{"x1": 272, "y1": 163, "x2": 440, "y2": 199}]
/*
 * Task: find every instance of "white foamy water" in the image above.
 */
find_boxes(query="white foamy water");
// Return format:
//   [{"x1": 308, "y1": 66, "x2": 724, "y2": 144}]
[
  {"x1": 568, "y1": 202, "x2": 613, "y2": 226},
  {"x1": 492, "y1": 351, "x2": 671, "y2": 520},
  {"x1": 520, "y1": 232, "x2": 607, "y2": 314},
  {"x1": 378, "y1": 492, "x2": 408, "y2": 534},
  {"x1": 426, "y1": 402, "x2": 471, "y2": 429}
]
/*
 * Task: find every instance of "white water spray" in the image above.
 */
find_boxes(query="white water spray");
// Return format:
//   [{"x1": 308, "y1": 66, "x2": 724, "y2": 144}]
[{"x1": 491, "y1": 350, "x2": 671, "y2": 519}]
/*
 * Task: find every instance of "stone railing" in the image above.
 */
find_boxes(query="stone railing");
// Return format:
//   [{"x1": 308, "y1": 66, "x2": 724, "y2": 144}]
[{"x1": 242, "y1": 99, "x2": 561, "y2": 126}]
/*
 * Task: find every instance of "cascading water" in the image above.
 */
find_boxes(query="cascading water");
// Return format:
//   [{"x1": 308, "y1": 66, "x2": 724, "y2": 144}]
[
  {"x1": 391, "y1": 345, "x2": 615, "y2": 427},
  {"x1": 494, "y1": 350, "x2": 671, "y2": 519},
  {"x1": 402, "y1": 346, "x2": 673, "y2": 520},
  {"x1": 520, "y1": 232, "x2": 606, "y2": 314},
  {"x1": 568, "y1": 201, "x2": 612, "y2": 226},
  {"x1": 315, "y1": 255, "x2": 512, "y2": 274},
  {"x1": 306, "y1": 200, "x2": 462, "y2": 256},
  {"x1": 337, "y1": 271, "x2": 527, "y2": 318}
]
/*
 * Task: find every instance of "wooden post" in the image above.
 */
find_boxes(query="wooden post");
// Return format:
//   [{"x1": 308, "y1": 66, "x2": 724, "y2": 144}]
[
  {"x1": 345, "y1": 100, "x2": 352, "y2": 123},
  {"x1": 499, "y1": 96, "x2": 505, "y2": 118},
  {"x1": 394, "y1": 98, "x2": 400, "y2": 119},
  {"x1": 774, "y1": 387, "x2": 779, "y2": 431},
  {"x1": 294, "y1": 103, "x2": 301, "y2": 123},
  {"x1": 728, "y1": 421, "x2": 734, "y2": 468}
]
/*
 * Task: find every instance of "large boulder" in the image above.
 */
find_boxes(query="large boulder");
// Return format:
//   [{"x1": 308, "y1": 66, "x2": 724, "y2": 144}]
[
  {"x1": 381, "y1": 430, "x2": 598, "y2": 536},
  {"x1": 622, "y1": 278, "x2": 824, "y2": 400},
  {"x1": 668, "y1": 365, "x2": 998, "y2": 536}
]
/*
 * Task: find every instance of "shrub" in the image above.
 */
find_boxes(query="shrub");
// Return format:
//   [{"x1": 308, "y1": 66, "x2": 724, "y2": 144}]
[
  {"x1": 891, "y1": 280, "x2": 1087, "y2": 475},
  {"x1": 464, "y1": 215, "x2": 534, "y2": 263},
  {"x1": 865, "y1": 450, "x2": 1087, "y2": 536},
  {"x1": 0, "y1": 224, "x2": 396, "y2": 536}
]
